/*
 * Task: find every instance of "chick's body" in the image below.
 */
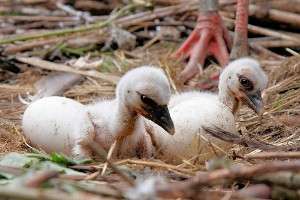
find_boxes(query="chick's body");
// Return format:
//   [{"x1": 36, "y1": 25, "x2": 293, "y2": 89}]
[
  {"x1": 151, "y1": 92, "x2": 235, "y2": 163},
  {"x1": 22, "y1": 96, "x2": 94, "y2": 155}
]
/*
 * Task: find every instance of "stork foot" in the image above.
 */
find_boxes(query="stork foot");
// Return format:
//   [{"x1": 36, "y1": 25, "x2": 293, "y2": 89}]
[{"x1": 174, "y1": 12, "x2": 231, "y2": 85}]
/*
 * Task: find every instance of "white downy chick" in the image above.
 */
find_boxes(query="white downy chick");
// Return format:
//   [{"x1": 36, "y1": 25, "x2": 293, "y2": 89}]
[
  {"x1": 147, "y1": 57, "x2": 268, "y2": 164},
  {"x1": 22, "y1": 66, "x2": 174, "y2": 159}
]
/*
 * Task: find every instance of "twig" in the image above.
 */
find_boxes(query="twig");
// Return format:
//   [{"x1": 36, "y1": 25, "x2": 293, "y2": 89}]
[
  {"x1": 0, "y1": 4, "x2": 135, "y2": 44},
  {"x1": 15, "y1": 57, "x2": 119, "y2": 84},
  {"x1": 141, "y1": 35, "x2": 161, "y2": 50},
  {"x1": 114, "y1": 159, "x2": 195, "y2": 175},
  {"x1": 286, "y1": 48, "x2": 300, "y2": 56},
  {"x1": 250, "y1": 43, "x2": 285, "y2": 60},
  {"x1": 0, "y1": 186, "x2": 104, "y2": 200},
  {"x1": 101, "y1": 140, "x2": 117, "y2": 176},
  {"x1": 158, "y1": 161, "x2": 300, "y2": 198},
  {"x1": 223, "y1": 17, "x2": 300, "y2": 42},
  {"x1": 118, "y1": 2, "x2": 198, "y2": 27},
  {"x1": 252, "y1": 39, "x2": 300, "y2": 48},
  {"x1": 3, "y1": 35, "x2": 74, "y2": 55},
  {"x1": 245, "y1": 152, "x2": 300, "y2": 160},
  {"x1": 84, "y1": 171, "x2": 100, "y2": 180},
  {"x1": 249, "y1": 4, "x2": 300, "y2": 27},
  {"x1": 88, "y1": 141, "x2": 135, "y2": 186},
  {"x1": 0, "y1": 16, "x2": 78, "y2": 22},
  {"x1": 25, "y1": 170, "x2": 60, "y2": 188},
  {"x1": 0, "y1": 3, "x2": 199, "y2": 45},
  {"x1": 255, "y1": 0, "x2": 300, "y2": 13}
]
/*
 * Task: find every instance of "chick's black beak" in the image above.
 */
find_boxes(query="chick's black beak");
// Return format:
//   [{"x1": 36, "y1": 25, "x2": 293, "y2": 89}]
[
  {"x1": 243, "y1": 91, "x2": 264, "y2": 114},
  {"x1": 144, "y1": 105, "x2": 175, "y2": 135}
]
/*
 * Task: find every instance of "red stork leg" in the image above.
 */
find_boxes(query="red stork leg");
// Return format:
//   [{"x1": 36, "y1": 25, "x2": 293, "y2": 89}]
[
  {"x1": 174, "y1": 0, "x2": 250, "y2": 89},
  {"x1": 174, "y1": 0, "x2": 231, "y2": 85},
  {"x1": 178, "y1": 29, "x2": 211, "y2": 83}
]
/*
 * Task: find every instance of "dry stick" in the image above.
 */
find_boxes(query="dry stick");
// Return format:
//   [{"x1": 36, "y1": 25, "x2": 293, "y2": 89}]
[
  {"x1": 2, "y1": 4, "x2": 200, "y2": 53},
  {"x1": 84, "y1": 171, "x2": 100, "y2": 180},
  {"x1": 252, "y1": 39, "x2": 300, "y2": 48},
  {"x1": 3, "y1": 0, "x2": 48, "y2": 5},
  {"x1": 70, "y1": 178, "x2": 123, "y2": 198},
  {"x1": 141, "y1": 35, "x2": 161, "y2": 50},
  {"x1": 4, "y1": 36, "x2": 72, "y2": 55},
  {"x1": 58, "y1": 174, "x2": 88, "y2": 181},
  {"x1": 254, "y1": 0, "x2": 300, "y2": 13},
  {"x1": 101, "y1": 140, "x2": 117, "y2": 176},
  {"x1": 0, "y1": 4, "x2": 135, "y2": 44},
  {"x1": 0, "y1": 2, "x2": 199, "y2": 45},
  {"x1": 15, "y1": 57, "x2": 119, "y2": 84},
  {"x1": 0, "y1": 165, "x2": 90, "y2": 182},
  {"x1": 250, "y1": 43, "x2": 285, "y2": 60},
  {"x1": 114, "y1": 159, "x2": 195, "y2": 175},
  {"x1": 158, "y1": 161, "x2": 300, "y2": 198},
  {"x1": 25, "y1": 170, "x2": 60, "y2": 188},
  {"x1": 223, "y1": 17, "x2": 300, "y2": 42},
  {"x1": 88, "y1": 141, "x2": 135, "y2": 187},
  {"x1": 0, "y1": 186, "x2": 103, "y2": 200},
  {"x1": 286, "y1": 48, "x2": 300, "y2": 56},
  {"x1": 245, "y1": 152, "x2": 300, "y2": 160},
  {"x1": 249, "y1": 4, "x2": 300, "y2": 27},
  {"x1": 0, "y1": 15, "x2": 78, "y2": 22},
  {"x1": 4, "y1": 31, "x2": 107, "y2": 55},
  {"x1": 118, "y1": 2, "x2": 198, "y2": 27},
  {"x1": 153, "y1": 0, "x2": 237, "y2": 7},
  {"x1": 74, "y1": 0, "x2": 115, "y2": 12},
  {"x1": 70, "y1": 164, "x2": 98, "y2": 171}
]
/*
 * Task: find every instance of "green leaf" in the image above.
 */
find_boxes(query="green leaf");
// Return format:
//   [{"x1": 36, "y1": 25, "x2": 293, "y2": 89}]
[
  {"x1": 50, "y1": 153, "x2": 74, "y2": 166},
  {"x1": 50, "y1": 153, "x2": 91, "y2": 165}
]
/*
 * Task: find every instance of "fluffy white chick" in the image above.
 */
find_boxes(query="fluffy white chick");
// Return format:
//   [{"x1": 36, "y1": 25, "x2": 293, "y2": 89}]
[
  {"x1": 147, "y1": 58, "x2": 268, "y2": 164},
  {"x1": 22, "y1": 66, "x2": 174, "y2": 159}
]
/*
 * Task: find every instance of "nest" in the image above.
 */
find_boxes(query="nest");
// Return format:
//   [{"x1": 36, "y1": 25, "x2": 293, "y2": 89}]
[{"x1": 0, "y1": 0, "x2": 300, "y2": 199}]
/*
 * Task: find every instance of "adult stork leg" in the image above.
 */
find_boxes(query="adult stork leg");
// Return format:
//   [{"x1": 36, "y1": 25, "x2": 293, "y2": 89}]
[
  {"x1": 174, "y1": 0, "x2": 249, "y2": 89},
  {"x1": 230, "y1": 0, "x2": 249, "y2": 59}
]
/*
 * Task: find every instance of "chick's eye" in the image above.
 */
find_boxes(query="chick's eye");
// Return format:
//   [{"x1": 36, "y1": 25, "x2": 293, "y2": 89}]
[
  {"x1": 239, "y1": 77, "x2": 253, "y2": 90},
  {"x1": 140, "y1": 95, "x2": 157, "y2": 107},
  {"x1": 141, "y1": 95, "x2": 151, "y2": 104}
]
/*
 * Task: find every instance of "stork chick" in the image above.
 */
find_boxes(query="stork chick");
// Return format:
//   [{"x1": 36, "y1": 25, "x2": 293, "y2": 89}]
[
  {"x1": 147, "y1": 58, "x2": 267, "y2": 164},
  {"x1": 22, "y1": 66, "x2": 174, "y2": 159}
]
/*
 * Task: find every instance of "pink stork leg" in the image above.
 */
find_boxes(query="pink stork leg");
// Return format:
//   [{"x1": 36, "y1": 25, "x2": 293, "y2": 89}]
[
  {"x1": 230, "y1": 0, "x2": 249, "y2": 59},
  {"x1": 174, "y1": 0, "x2": 249, "y2": 89},
  {"x1": 173, "y1": 0, "x2": 231, "y2": 85}
]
